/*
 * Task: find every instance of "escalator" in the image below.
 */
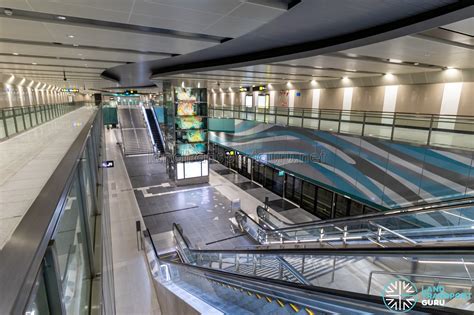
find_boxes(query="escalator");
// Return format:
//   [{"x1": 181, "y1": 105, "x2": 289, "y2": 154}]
[
  {"x1": 144, "y1": 108, "x2": 165, "y2": 155},
  {"x1": 144, "y1": 224, "x2": 474, "y2": 314},
  {"x1": 234, "y1": 197, "x2": 474, "y2": 249}
]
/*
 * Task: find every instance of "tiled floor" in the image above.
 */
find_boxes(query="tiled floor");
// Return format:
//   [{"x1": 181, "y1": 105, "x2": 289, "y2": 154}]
[
  {"x1": 0, "y1": 106, "x2": 96, "y2": 249},
  {"x1": 124, "y1": 155, "x2": 256, "y2": 251}
]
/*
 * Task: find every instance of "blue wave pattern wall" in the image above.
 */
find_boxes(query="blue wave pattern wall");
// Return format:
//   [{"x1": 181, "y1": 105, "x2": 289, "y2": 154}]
[{"x1": 209, "y1": 120, "x2": 474, "y2": 209}]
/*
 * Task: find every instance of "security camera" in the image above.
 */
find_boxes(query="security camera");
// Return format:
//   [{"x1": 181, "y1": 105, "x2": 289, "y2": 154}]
[{"x1": 4, "y1": 8, "x2": 13, "y2": 16}]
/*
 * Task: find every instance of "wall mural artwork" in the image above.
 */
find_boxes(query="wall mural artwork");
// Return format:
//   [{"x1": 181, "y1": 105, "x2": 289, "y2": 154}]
[{"x1": 209, "y1": 119, "x2": 474, "y2": 209}]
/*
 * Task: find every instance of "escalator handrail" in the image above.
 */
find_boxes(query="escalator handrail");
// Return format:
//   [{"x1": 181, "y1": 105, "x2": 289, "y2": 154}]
[
  {"x1": 254, "y1": 196, "x2": 474, "y2": 233},
  {"x1": 172, "y1": 223, "x2": 474, "y2": 256},
  {"x1": 153, "y1": 235, "x2": 471, "y2": 315},
  {"x1": 150, "y1": 106, "x2": 167, "y2": 153}
]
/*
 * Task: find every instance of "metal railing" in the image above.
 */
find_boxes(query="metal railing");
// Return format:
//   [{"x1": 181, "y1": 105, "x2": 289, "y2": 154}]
[
  {"x1": 160, "y1": 223, "x2": 474, "y2": 314},
  {"x1": 209, "y1": 105, "x2": 474, "y2": 150},
  {"x1": 236, "y1": 197, "x2": 474, "y2": 248},
  {"x1": 0, "y1": 102, "x2": 87, "y2": 140}
]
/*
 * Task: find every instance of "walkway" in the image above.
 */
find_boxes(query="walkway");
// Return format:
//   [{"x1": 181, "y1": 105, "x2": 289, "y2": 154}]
[
  {"x1": 104, "y1": 128, "x2": 161, "y2": 314},
  {"x1": 0, "y1": 106, "x2": 95, "y2": 249}
]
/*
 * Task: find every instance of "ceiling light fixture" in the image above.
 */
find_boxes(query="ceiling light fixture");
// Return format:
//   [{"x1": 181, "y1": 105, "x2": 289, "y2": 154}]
[
  {"x1": 267, "y1": 83, "x2": 272, "y2": 89},
  {"x1": 73, "y1": 44, "x2": 79, "y2": 47},
  {"x1": 197, "y1": 82, "x2": 201, "y2": 88},
  {"x1": 228, "y1": 87, "x2": 232, "y2": 92},
  {"x1": 347, "y1": 69, "x2": 357, "y2": 72},
  {"x1": 57, "y1": 16, "x2": 66, "y2": 20},
  {"x1": 67, "y1": 34, "x2": 75, "y2": 38},
  {"x1": 310, "y1": 80, "x2": 317, "y2": 86},
  {"x1": 32, "y1": 62, "x2": 37, "y2": 65},
  {"x1": 342, "y1": 76, "x2": 349, "y2": 80},
  {"x1": 12, "y1": 52, "x2": 19, "y2": 55},
  {"x1": 286, "y1": 81, "x2": 292, "y2": 87},
  {"x1": 389, "y1": 58, "x2": 402, "y2": 63},
  {"x1": 385, "y1": 73, "x2": 394, "y2": 77},
  {"x1": 413, "y1": 62, "x2": 419, "y2": 66},
  {"x1": 446, "y1": 66, "x2": 454, "y2": 69}
]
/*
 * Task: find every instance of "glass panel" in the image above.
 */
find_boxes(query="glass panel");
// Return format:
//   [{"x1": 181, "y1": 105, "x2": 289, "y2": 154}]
[
  {"x1": 393, "y1": 127, "x2": 428, "y2": 144},
  {"x1": 276, "y1": 115, "x2": 287, "y2": 125},
  {"x1": 334, "y1": 194, "x2": 349, "y2": 218},
  {"x1": 272, "y1": 169, "x2": 284, "y2": 196},
  {"x1": 14, "y1": 108, "x2": 25, "y2": 132},
  {"x1": 288, "y1": 117, "x2": 302, "y2": 126},
  {"x1": 264, "y1": 166, "x2": 273, "y2": 190},
  {"x1": 302, "y1": 118, "x2": 319, "y2": 129},
  {"x1": 80, "y1": 148, "x2": 96, "y2": 246},
  {"x1": 293, "y1": 177, "x2": 302, "y2": 205},
  {"x1": 319, "y1": 120, "x2": 338, "y2": 132},
  {"x1": 350, "y1": 201, "x2": 364, "y2": 216},
  {"x1": 301, "y1": 181, "x2": 316, "y2": 213},
  {"x1": 25, "y1": 265, "x2": 51, "y2": 315},
  {"x1": 285, "y1": 174, "x2": 294, "y2": 201},
  {"x1": 54, "y1": 174, "x2": 91, "y2": 314},
  {"x1": 339, "y1": 122, "x2": 363, "y2": 135},
  {"x1": 363, "y1": 124, "x2": 392, "y2": 139},
  {"x1": 316, "y1": 187, "x2": 333, "y2": 219}
]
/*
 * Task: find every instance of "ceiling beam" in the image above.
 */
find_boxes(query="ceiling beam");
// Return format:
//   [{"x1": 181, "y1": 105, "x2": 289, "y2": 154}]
[
  {"x1": 0, "y1": 7, "x2": 232, "y2": 44},
  {"x1": 0, "y1": 53, "x2": 129, "y2": 64},
  {"x1": 0, "y1": 38, "x2": 176, "y2": 57}
]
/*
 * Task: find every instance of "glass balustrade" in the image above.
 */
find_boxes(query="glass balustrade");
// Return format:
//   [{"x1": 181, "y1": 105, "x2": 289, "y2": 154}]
[{"x1": 209, "y1": 105, "x2": 474, "y2": 150}]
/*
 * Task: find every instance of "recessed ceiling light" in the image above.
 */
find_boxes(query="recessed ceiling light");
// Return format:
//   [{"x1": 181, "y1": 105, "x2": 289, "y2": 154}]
[
  {"x1": 57, "y1": 16, "x2": 66, "y2": 20},
  {"x1": 413, "y1": 62, "x2": 419, "y2": 66},
  {"x1": 67, "y1": 34, "x2": 75, "y2": 38},
  {"x1": 347, "y1": 69, "x2": 357, "y2": 72},
  {"x1": 12, "y1": 52, "x2": 19, "y2": 55},
  {"x1": 389, "y1": 58, "x2": 403, "y2": 63},
  {"x1": 310, "y1": 80, "x2": 317, "y2": 85},
  {"x1": 73, "y1": 44, "x2": 79, "y2": 47},
  {"x1": 32, "y1": 62, "x2": 37, "y2": 65},
  {"x1": 342, "y1": 76, "x2": 349, "y2": 80},
  {"x1": 446, "y1": 66, "x2": 454, "y2": 69}
]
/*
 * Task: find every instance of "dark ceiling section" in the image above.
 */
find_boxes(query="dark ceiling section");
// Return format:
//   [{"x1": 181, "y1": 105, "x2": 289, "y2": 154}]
[{"x1": 102, "y1": 0, "x2": 473, "y2": 87}]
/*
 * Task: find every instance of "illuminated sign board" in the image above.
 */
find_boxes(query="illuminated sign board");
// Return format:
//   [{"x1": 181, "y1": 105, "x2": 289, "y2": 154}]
[
  {"x1": 61, "y1": 88, "x2": 79, "y2": 93},
  {"x1": 124, "y1": 90, "x2": 138, "y2": 95},
  {"x1": 100, "y1": 160, "x2": 114, "y2": 168},
  {"x1": 252, "y1": 85, "x2": 267, "y2": 92}
]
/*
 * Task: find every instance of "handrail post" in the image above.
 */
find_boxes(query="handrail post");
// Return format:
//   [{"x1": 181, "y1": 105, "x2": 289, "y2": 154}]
[
  {"x1": 301, "y1": 108, "x2": 304, "y2": 128},
  {"x1": 317, "y1": 109, "x2": 321, "y2": 130},
  {"x1": 28, "y1": 106, "x2": 33, "y2": 127},
  {"x1": 337, "y1": 110, "x2": 342, "y2": 133},
  {"x1": 20, "y1": 107, "x2": 27, "y2": 131},
  {"x1": 2, "y1": 109, "x2": 8, "y2": 138},
  {"x1": 367, "y1": 271, "x2": 374, "y2": 294},
  {"x1": 264, "y1": 105, "x2": 267, "y2": 123},
  {"x1": 287, "y1": 107, "x2": 290, "y2": 126},
  {"x1": 427, "y1": 114, "x2": 434, "y2": 146},
  {"x1": 361, "y1": 111, "x2": 366, "y2": 136},
  {"x1": 390, "y1": 112, "x2": 397, "y2": 141}
]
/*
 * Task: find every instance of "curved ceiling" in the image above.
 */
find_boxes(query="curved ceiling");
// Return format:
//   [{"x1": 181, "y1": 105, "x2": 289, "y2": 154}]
[{"x1": 102, "y1": 0, "x2": 474, "y2": 87}]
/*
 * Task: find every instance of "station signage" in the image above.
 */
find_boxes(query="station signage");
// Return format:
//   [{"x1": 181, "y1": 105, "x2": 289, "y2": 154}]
[
  {"x1": 61, "y1": 88, "x2": 79, "y2": 93},
  {"x1": 100, "y1": 160, "x2": 114, "y2": 168},
  {"x1": 124, "y1": 90, "x2": 138, "y2": 95},
  {"x1": 252, "y1": 85, "x2": 267, "y2": 92}
]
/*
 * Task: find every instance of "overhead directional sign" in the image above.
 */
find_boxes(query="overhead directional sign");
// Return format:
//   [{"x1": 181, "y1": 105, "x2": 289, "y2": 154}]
[
  {"x1": 252, "y1": 85, "x2": 267, "y2": 92},
  {"x1": 61, "y1": 88, "x2": 79, "y2": 93},
  {"x1": 100, "y1": 160, "x2": 114, "y2": 168}
]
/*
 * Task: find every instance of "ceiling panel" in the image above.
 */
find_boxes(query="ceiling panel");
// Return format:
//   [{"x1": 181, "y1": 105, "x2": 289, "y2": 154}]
[
  {"x1": 41, "y1": 22, "x2": 216, "y2": 54},
  {"x1": 342, "y1": 36, "x2": 474, "y2": 69},
  {"x1": 443, "y1": 17, "x2": 474, "y2": 36},
  {"x1": 146, "y1": 0, "x2": 242, "y2": 15},
  {"x1": 0, "y1": 43, "x2": 164, "y2": 62},
  {"x1": 204, "y1": 15, "x2": 273, "y2": 37},
  {"x1": 0, "y1": 55, "x2": 121, "y2": 68},
  {"x1": 229, "y1": 2, "x2": 284, "y2": 21},
  {"x1": 0, "y1": 19, "x2": 53, "y2": 42},
  {"x1": 272, "y1": 55, "x2": 437, "y2": 74},
  {"x1": 232, "y1": 64, "x2": 377, "y2": 78}
]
